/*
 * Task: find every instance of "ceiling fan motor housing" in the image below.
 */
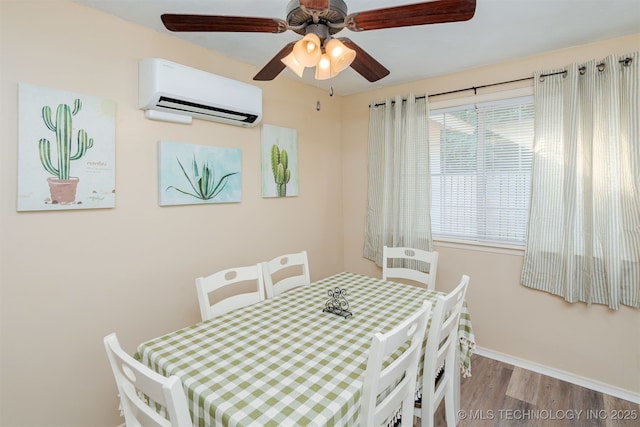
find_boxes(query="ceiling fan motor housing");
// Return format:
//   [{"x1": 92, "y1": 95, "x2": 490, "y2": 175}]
[{"x1": 286, "y1": 0, "x2": 348, "y2": 36}]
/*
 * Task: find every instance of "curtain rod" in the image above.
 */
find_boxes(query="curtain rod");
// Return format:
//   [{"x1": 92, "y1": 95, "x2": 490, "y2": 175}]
[
  {"x1": 369, "y1": 56, "x2": 633, "y2": 108},
  {"x1": 370, "y1": 77, "x2": 532, "y2": 107},
  {"x1": 537, "y1": 57, "x2": 633, "y2": 80}
]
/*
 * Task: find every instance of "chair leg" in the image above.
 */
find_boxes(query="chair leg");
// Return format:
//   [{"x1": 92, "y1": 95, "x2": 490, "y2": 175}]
[
  {"x1": 420, "y1": 406, "x2": 435, "y2": 427},
  {"x1": 444, "y1": 382, "x2": 457, "y2": 426}
]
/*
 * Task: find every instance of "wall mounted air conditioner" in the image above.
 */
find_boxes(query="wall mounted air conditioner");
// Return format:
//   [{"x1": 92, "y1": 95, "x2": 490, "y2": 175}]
[{"x1": 138, "y1": 58, "x2": 262, "y2": 127}]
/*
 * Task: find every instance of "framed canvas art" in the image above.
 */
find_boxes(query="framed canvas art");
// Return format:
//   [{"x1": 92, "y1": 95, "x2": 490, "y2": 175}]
[
  {"x1": 17, "y1": 83, "x2": 116, "y2": 211},
  {"x1": 159, "y1": 141, "x2": 241, "y2": 206},
  {"x1": 261, "y1": 124, "x2": 299, "y2": 198}
]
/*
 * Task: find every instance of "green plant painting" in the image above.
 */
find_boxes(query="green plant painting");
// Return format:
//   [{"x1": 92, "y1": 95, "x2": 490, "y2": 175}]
[
  {"x1": 17, "y1": 83, "x2": 116, "y2": 211},
  {"x1": 261, "y1": 124, "x2": 298, "y2": 198},
  {"x1": 159, "y1": 141, "x2": 241, "y2": 206},
  {"x1": 271, "y1": 144, "x2": 290, "y2": 197}
]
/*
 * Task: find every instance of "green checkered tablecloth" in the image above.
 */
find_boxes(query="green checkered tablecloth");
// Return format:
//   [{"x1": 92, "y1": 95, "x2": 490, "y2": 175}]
[{"x1": 135, "y1": 272, "x2": 475, "y2": 427}]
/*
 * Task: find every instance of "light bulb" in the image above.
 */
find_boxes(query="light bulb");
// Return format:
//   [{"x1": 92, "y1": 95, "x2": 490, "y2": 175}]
[
  {"x1": 318, "y1": 55, "x2": 331, "y2": 70},
  {"x1": 325, "y1": 38, "x2": 356, "y2": 73},
  {"x1": 315, "y1": 53, "x2": 337, "y2": 80},
  {"x1": 293, "y1": 33, "x2": 322, "y2": 67}
]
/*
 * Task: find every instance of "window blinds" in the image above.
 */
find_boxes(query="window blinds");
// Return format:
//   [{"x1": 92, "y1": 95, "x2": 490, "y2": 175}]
[{"x1": 429, "y1": 96, "x2": 534, "y2": 245}]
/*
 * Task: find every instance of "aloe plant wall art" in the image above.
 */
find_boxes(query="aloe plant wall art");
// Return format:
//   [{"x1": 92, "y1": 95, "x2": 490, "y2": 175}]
[
  {"x1": 159, "y1": 141, "x2": 241, "y2": 206},
  {"x1": 17, "y1": 83, "x2": 116, "y2": 211},
  {"x1": 261, "y1": 124, "x2": 299, "y2": 198}
]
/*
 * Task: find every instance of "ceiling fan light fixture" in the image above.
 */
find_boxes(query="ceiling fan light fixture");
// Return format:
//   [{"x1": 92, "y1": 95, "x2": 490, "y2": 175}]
[
  {"x1": 324, "y1": 38, "x2": 356, "y2": 73},
  {"x1": 281, "y1": 52, "x2": 305, "y2": 78},
  {"x1": 163, "y1": 0, "x2": 478, "y2": 84},
  {"x1": 293, "y1": 33, "x2": 322, "y2": 67},
  {"x1": 315, "y1": 53, "x2": 337, "y2": 80}
]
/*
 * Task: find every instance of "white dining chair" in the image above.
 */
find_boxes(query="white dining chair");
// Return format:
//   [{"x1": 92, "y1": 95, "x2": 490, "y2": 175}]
[
  {"x1": 414, "y1": 275, "x2": 470, "y2": 427},
  {"x1": 261, "y1": 250, "x2": 310, "y2": 299},
  {"x1": 382, "y1": 246, "x2": 439, "y2": 290},
  {"x1": 195, "y1": 263, "x2": 266, "y2": 321},
  {"x1": 103, "y1": 333, "x2": 192, "y2": 427},
  {"x1": 360, "y1": 300, "x2": 432, "y2": 427}
]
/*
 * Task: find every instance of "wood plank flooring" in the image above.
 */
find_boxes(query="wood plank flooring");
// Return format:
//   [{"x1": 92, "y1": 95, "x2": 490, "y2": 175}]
[{"x1": 421, "y1": 354, "x2": 639, "y2": 427}]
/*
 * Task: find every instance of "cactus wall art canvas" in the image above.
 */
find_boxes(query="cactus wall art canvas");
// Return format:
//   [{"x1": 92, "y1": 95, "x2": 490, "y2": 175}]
[
  {"x1": 17, "y1": 83, "x2": 116, "y2": 211},
  {"x1": 261, "y1": 124, "x2": 299, "y2": 198},
  {"x1": 159, "y1": 141, "x2": 241, "y2": 206}
]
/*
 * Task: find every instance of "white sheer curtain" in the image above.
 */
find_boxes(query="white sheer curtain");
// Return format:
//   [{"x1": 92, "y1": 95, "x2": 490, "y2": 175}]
[
  {"x1": 363, "y1": 94, "x2": 432, "y2": 267},
  {"x1": 521, "y1": 52, "x2": 639, "y2": 310}
]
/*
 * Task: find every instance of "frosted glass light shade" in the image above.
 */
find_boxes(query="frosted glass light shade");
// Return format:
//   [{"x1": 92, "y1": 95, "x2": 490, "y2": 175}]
[
  {"x1": 315, "y1": 53, "x2": 337, "y2": 80},
  {"x1": 281, "y1": 52, "x2": 305, "y2": 78},
  {"x1": 293, "y1": 33, "x2": 322, "y2": 67},
  {"x1": 325, "y1": 38, "x2": 356, "y2": 73}
]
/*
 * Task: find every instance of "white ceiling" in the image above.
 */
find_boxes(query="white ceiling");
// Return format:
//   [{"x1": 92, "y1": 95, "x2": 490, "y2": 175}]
[{"x1": 73, "y1": 0, "x2": 640, "y2": 96}]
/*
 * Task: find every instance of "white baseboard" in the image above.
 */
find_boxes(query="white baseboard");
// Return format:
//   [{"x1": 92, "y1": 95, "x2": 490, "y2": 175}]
[{"x1": 474, "y1": 346, "x2": 640, "y2": 404}]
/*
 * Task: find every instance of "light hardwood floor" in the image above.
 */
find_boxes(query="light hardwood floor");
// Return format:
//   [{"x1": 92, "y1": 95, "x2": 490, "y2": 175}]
[{"x1": 422, "y1": 354, "x2": 639, "y2": 427}]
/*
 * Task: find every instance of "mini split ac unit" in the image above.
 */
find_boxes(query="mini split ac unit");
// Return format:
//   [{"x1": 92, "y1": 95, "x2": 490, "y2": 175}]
[{"x1": 138, "y1": 58, "x2": 262, "y2": 127}]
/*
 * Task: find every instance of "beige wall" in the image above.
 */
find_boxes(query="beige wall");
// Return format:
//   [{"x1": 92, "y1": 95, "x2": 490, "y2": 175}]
[
  {"x1": 1, "y1": 1, "x2": 638, "y2": 425},
  {"x1": 0, "y1": 1, "x2": 343, "y2": 425},
  {"x1": 342, "y1": 33, "x2": 640, "y2": 397}
]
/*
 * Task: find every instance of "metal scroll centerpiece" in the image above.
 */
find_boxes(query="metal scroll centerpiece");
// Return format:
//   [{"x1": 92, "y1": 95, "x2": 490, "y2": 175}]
[{"x1": 322, "y1": 287, "x2": 352, "y2": 318}]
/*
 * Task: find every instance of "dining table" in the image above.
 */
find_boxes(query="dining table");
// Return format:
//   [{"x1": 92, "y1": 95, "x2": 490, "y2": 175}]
[{"x1": 135, "y1": 271, "x2": 475, "y2": 427}]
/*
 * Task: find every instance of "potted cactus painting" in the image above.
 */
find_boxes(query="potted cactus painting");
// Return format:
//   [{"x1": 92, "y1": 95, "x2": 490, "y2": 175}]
[
  {"x1": 261, "y1": 124, "x2": 299, "y2": 198},
  {"x1": 38, "y1": 98, "x2": 93, "y2": 204},
  {"x1": 17, "y1": 83, "x2": 116, "y2": 211}
]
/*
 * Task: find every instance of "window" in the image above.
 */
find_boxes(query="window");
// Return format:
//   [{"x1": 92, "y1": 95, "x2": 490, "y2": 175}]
[{"x1": 429, "y1": 96, "x2": 534, "y2": 246}]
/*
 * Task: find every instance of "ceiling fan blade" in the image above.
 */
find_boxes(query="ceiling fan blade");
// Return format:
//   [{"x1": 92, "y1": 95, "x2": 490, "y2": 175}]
[
  {"x1": 339, "y1": 38, "x2": 390, "y2": 82},
  {"x1": 299, "y1": 0, "x2": 330, "y2": 10},
  {"x1": 161, "y1": 14, "x2": 288, "y2": 33},
  {"x1": 345, "y1": 0, "x2": 476, "y2": 32},
  {"x1": 253, "y1": 42, "x2": 296, "y2": 81}
]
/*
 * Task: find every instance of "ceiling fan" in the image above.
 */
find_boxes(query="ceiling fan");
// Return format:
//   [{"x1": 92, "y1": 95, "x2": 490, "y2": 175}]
[{"x1": 161, "y1": 0, "x2": 476, "y2": 83}]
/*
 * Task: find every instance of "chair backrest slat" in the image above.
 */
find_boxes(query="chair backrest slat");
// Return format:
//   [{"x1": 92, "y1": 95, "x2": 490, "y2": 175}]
[
  {"x1": 415, "y1": 275, "x2": 470, "y2": 426},
  {"x1": 262, "y1": 251, "x2": 310, "y2": 298},
  {"x1": 104, "y1": 333, "x2": 192, "y2": 427},
  {"x1": 382, "y1": 246, "x2": 439, "y2": 290},
  {"x1": 360, "y1": 300, "x2": 432, "y2": 427},
  {"x1": 196, "y1": 263, "x2": 265, "y2": 321}
]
